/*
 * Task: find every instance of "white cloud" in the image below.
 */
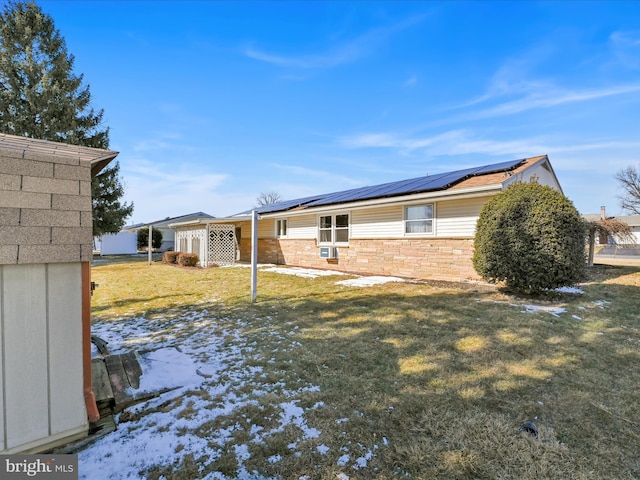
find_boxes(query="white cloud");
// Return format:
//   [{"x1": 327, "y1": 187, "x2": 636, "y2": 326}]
[
  {"x1": 243, "y1": 14, "x2": 425, "y2": 70},
  {"x1": 120, "y1": 158, "x2": 239, "y2": 222},
  {"x1": 471, "y1": 83, "x2": 640, "y2": 119},
  {"x1": 403, "y1": 75, "x2": 417, "y2": 88},
  {"x1": 610, "y1": 30, "x2": 640, "y2": 69},
  {"x1": 270, "y1": 163, "x2": 362, "y2": 186},
  {"x1": 339, "y1": 128, "x2": 640, "y2": 163}
]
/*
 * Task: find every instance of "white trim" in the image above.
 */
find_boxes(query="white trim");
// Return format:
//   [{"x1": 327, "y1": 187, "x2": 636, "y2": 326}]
[
  {"x1": 275, "y1": 218, "x2": 288, "y2": 238},
  {"x1": 404, "y1": 202, "x2": 436, "y2": 237},
  {"x1": 317, "y1": 211, "x2": 350, "y2": 246}
]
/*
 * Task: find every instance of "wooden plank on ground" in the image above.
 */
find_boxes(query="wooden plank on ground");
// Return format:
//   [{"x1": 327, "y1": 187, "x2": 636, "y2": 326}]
[
  {"x1": 121, "y1": 351, "x2": 143, "y2": 389},
  {"x1": 105, "y1": 355, "x2": 130, "y2": 406},
  {"x1": 91, "y1": 358, "x2": 113, "y2": 403}
]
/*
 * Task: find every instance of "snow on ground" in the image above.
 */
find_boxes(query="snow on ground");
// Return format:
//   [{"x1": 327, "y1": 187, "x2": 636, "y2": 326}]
[
  {"x1": 262, "y1": 265, "x2": 405, "y2": 287},
  {"x1": 516, "y1": 304, "x2": 567, "y2": 317},
  {"x1": 83, "y1": 301, "x2": 382, "y2": 479},
  {"x1": 262, "y1": 266, "x2": 347, "y2": 278},
  {"x1": 335, "y1": 276, "x2": 405, "y2": 287},
  {"x1": 555, "y1": 286, "x2": 584, "y2": 294}
]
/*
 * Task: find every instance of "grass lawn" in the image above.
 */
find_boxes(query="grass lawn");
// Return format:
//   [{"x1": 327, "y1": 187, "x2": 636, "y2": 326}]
[{"x1": 83, "y1": 257, "x2": 640, "y2": 479}]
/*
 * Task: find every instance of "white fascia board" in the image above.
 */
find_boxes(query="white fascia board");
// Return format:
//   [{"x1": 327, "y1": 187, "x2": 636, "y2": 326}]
[
  {"x1": 260, "y1": 184, "x2": 502, "y2": 218},
  {"x1": 169, "y1": 215, "x2": 253, "y2": 228}
]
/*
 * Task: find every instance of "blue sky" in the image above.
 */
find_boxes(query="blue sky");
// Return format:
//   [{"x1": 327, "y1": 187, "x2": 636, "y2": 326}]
[{"x1": 40, "y1": 1, "x2": 640, "y2": 223}]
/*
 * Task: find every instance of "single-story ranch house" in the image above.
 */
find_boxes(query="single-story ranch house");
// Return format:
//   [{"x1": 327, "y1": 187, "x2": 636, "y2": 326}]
[{"x1": 171, "y1": 155, "x2": 562, "y2": 282}]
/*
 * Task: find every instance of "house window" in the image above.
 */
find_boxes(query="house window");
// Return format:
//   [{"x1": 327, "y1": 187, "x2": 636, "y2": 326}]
[
  {"x1": 276, "y1": 219, "x2": 288, "y2": 237},
  {"x1": 319, "y1": 213, "x2": 349, "y2": 244},
  {"x1": 405, "y1": 204, "x2": 433, "y2": 234}
]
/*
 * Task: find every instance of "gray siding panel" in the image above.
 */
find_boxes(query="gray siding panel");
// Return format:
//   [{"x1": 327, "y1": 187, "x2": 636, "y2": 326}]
[
  {"x1": 47, "y1": 264, "x2": 86, "y2": 435},
  {"x1": 2, "y1": 265, "x2": 49, "y2": 449}
]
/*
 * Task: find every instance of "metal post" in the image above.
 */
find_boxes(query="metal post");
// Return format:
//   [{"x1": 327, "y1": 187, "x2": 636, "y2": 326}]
[
  {"x1": 251, "y1": 210, "x2": 258, "y2": 302},
  {"x1": 148, "y1": 224, "x2": 152, "y2": 265}
]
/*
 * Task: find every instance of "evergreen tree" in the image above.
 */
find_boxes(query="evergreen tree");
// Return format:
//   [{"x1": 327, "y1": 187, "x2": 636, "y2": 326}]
[
  {"x1": 137, "y1": 226, "x2": 163, "y2": 251},
  {"x1": 92, "y1": 162, "x2": 134, "y2": 237},
  {"x1": 0, "y1": 1, "x2": 132, "y2": 235}
]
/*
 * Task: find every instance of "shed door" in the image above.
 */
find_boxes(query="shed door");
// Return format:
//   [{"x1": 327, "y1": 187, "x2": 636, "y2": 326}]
[{"x1": 207, "y1": 224, "x2": 236, "y2": 266}]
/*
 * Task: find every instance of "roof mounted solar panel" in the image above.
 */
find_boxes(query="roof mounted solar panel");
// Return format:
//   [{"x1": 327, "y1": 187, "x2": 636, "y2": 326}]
[{"x1": 233, "y1": 157, "x2": 530, "y2": 215}]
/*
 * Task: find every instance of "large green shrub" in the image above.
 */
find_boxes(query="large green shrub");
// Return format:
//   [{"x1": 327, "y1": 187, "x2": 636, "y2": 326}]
[{"x1": 473, "y1": 182, "x2": 586, "y2": 293}]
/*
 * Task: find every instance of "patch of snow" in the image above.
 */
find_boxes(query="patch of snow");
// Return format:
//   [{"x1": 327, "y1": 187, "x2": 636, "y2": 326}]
[
  {"x1": 555, "y1": 286, "x2": 584, "y2": 294},
  {"x1": 262, "y1": 266, "x2": 347, "y2": 278},
  {"x1": 135, "y1": 347, "x2": 202, "y2": 392},
  {"x1": 317, "y1": 444, "x2": 330, "y2": 455},
  {"x1": 336, "y1": 474, "x2": 350, "y2": 480},
  {"x1": 335, "y1": 276, "x2": 405, "y2": 287},
  {"x1": 353, "y1": 449, "x2": 374, "y2": 469},
  {"x1": 572, "y1": 315, "x2": 583, "y2": 320},
  {"x1": 516, "y1": 304, "x2": 567, "y2": 317},
  {"x1": 337, "y1": 454, "x2": 350, "y2": 467}
]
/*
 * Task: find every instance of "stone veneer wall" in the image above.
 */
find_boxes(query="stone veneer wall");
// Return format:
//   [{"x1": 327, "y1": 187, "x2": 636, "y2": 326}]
[
  {"x1": 0, "y1": 147, "x2": 93, "y2": 264},
  {"x1": 240, "y1": 237, "x2": 481, "y2": 282}
]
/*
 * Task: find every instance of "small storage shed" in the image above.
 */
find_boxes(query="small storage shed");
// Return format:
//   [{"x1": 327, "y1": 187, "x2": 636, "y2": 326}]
[{"x1": 0, "y1": 133, "x2": 117, "y2": 453}]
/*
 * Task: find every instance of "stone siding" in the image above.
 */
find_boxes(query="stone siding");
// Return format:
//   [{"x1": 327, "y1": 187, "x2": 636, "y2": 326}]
[
  {"x1": 240, "y1": 237, "x2": 480, "y2": 282},
  {"x1": 0, "y1": 147, "x2": 92, "y2": 265}
]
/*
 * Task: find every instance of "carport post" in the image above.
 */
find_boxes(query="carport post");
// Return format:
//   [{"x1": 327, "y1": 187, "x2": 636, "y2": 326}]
[
  {"x1": 148, "y1": 224, "x2": 152, "y2": 265},
  {"x1": 251, "y1": 210, "x2": 258, "y2": 302}
]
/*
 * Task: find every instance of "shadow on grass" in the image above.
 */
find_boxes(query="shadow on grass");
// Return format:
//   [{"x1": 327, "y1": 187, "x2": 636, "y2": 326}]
[
  {"x1": 90, "y1": 261, "x2": 640, "y2": 479},
  {"x1": 247, "y1": 274, "x2": 640, "y2": 479},
  {"x1": 91, "y1": 293, "x2": 198, "y2": 314}
]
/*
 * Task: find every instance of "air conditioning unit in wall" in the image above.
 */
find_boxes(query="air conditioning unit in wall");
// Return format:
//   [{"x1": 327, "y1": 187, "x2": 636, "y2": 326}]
[{"x1": 319, "y1": 247, "x2": 338, "y2": 259}]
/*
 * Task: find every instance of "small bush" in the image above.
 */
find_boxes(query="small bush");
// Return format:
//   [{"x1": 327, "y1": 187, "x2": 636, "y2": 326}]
[
  {"x1": 163, "y1": 251, "x2": 180, "y2": 264},
  {"x1": 473, "y1": 182, "x2": 586, "y2": 294},
  {"x1": 177, "y1": 253, "x2": 199, "y2": 267}
]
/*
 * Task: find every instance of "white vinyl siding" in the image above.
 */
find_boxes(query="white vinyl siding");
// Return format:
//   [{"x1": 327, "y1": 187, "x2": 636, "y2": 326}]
[
  {"x1": 351, "y1": 205, "x2": 404, "y2": 238},
  {"x1": 286, "y1": 215, "x2": 317, "y2": 239},
  {"x1": 504, "y1": 162, "x2": 559, "y2": 190},
  {"x1": 258, "y1": 218, "x2": 275, "y2": 238},
  {"x1": 436, "y1": 197, "x2": 487, "y2": 237}
]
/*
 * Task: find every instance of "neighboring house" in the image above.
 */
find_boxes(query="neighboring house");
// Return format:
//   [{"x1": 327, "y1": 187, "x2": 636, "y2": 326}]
[
  {"x1": 584, "y1": 207, "x2": 640, "y2": 254},
  {"x1": 124, "y1": 212, "x2": 214, "y2": 252},
  {"x1": 0, "y1": 133, "x2": 117, "y2": 453},
  {"x1": 172, "y1": 155, "x2": 562, "y2": 281},
  {"x1": 614, "y1": 215, "x2": 640, "y2": 244}
]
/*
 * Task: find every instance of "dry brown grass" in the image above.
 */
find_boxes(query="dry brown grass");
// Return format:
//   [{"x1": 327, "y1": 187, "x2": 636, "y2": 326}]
[{"x1": 91, "y1": 258, "x2": 640, "y2": 479}]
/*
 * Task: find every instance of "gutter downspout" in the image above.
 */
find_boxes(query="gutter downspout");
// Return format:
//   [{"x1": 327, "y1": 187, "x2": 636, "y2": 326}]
[{"x1": 82, "y1": 262, "x2": 100, "y2": 423}]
